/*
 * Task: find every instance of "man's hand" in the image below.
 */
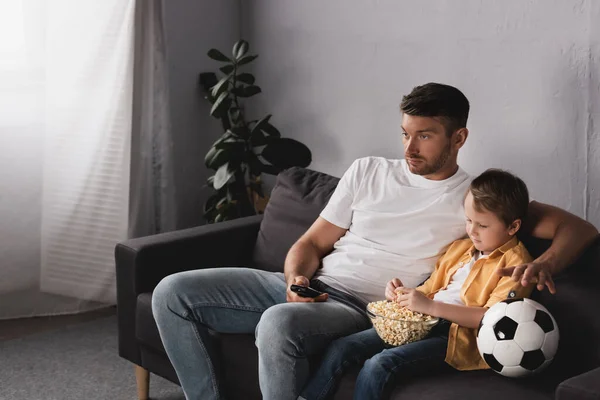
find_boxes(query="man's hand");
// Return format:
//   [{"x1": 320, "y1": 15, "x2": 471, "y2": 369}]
[
  {"x1": 385, "y1": 278, "x2": 404, "y2": 302},
  {"x1": 498, "y1": 261, "x2": 556, "y2": 294},
  {"x1": 286, "y1": 276, "x2": 328, "y2": 303},
  {"x1": 396, "y1": 287, "x2": 433, "y2": 315}
]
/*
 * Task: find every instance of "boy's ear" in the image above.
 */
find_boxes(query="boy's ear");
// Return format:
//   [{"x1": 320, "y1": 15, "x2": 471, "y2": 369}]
[{"x1": 508, "y1": 219, "x2": 522, "y2": 236}]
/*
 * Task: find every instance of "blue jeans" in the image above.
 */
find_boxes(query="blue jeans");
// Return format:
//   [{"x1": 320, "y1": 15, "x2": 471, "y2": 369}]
[
  {"x1": 151, "y1": 267, "x2": 371, "y2": 400},
  {"x1": 300, "y1": 320, "x2": 452, "y2": 400}
]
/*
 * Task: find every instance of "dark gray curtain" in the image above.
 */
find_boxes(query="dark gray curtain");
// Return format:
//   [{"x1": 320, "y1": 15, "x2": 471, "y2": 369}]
[{"x1": 129, "y1": 0, "x2": 176, "y2": 238}]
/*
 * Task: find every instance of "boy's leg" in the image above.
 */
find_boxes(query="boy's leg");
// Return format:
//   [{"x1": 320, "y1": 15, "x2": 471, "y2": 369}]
[
  {"x1": 151, "y1": 267, "x2": 287, "y2": 400},
  {"x1": 299, "y1": 328, "x2": 386, "y2": 400},
  {"x1": 256, "y1": 301, "x2": 372, "y2": 400},
  {"x1": 353, "y1": 322, "x2": 452, "y2": 400}
]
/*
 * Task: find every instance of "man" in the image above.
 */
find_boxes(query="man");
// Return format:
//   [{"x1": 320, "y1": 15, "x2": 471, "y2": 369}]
[{"x1": 152, "y1": 83, "x2": 598, "y2": 400}]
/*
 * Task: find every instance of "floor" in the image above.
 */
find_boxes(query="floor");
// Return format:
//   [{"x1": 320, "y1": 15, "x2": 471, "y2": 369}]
[{"x1": 0, "y1": 305, "x2": 117, "y2": 341}]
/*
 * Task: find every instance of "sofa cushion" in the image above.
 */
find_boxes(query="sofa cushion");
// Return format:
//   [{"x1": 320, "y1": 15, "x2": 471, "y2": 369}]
[
  {"x1": 136, "y1": 292, "x2": 165, "y2": 351},
  {"x1": 252, "y1": 167, "x2": 340, "y2": 272},
  {"x1": 334, "y1": 368, "x2": 556, "y2": 400}
]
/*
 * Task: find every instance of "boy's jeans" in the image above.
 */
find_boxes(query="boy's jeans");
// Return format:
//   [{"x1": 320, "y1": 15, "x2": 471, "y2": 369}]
[
  {"x1": 300, "y1": 321, "x2": 452, "y2": 400},
  {"x1": 151, "y1": 267, "x2": 371, "y2": 400}
]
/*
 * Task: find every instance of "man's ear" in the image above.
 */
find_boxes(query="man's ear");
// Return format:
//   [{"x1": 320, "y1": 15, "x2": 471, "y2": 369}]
[
  {"x1": 508, "y1": 219, "x2": 522, "y2": 236},
  {"x1": 453, "y1": 128, "x2": 469, "y2": 150}
]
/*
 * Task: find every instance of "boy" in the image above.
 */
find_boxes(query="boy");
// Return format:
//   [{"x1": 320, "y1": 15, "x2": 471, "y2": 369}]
[{"x1": 299, "y1": 169, "x2": 535, "y2": 400}]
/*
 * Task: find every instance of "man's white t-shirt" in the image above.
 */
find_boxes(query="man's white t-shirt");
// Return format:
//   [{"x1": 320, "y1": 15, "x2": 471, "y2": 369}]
[
  {"x1": 315, "y1": 157, "x2": 472, "y2": 304},
  {"x1": 433, "y1": 251, "x2": 487, "y2": 305}
]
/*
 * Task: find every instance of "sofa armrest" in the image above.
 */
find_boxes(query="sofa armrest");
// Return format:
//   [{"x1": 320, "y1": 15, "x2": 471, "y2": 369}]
[
  {"x1": 556, "y1": 367, "x2": 600, "y2": 400},
  {"x1": 116, "y1": 214, "x2": 263, "y2": 296},
  {"x1": 115, "y1": 215, "x2": 262, "y2": 366}
]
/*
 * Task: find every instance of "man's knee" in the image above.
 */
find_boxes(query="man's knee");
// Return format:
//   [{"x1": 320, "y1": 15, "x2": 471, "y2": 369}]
[
  {"x1": 152, "y1": 273, "x2": 186, "y2": 318},
  {"x1": 255, "y1": 304, "x2": 305, "y2": 355}
]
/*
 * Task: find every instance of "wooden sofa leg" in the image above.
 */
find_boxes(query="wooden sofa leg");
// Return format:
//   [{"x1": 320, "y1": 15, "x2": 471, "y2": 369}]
[{"x1": 135, "y1": 365, "x2": 150, "y2": 400}]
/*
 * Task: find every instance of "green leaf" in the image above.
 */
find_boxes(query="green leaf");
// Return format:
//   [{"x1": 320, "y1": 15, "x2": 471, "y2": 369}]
[
  {"x1": 216, "y1": 138, "x2": 245, "y2": 150},
  {"x1": 261, "y1": 138, "x2": 312, "y2": 170},
  {"x1": 251, "y1": 114, "x2": 271, "y2": 134},
  {"x1": 199, "y1": 72, "x2": 218, "y2": 94},
  {"x1": 236, "y1": 54, "x2": 258, "y2": 67},
  {"x1": 230, "y1": 126, "x2": 250, "y2": 137},
  {"x1": 205, "y1": 147, "x2": 231, "y2": 169},
  {"x1": 210, "y1": 92, "x2": 229, "y2": 117},
  {"x1": 236, "y1": 72, "x2": 255, "y2": 85},
  {"x1": 214, "y1": 162, "x2": 235, "y2": 189},
  {"x1": 261, "y1": 121, "x2": 281, "y2": 138},
  {"x1": 214, "y1": 213, "x2": 223, "y2": 223},
  {"x1": 219, "y1": 64, "x2": 235, "y2": 74},
  {"x1": 233, "y1": 40, "x2": 249, "y2": 59},
  {"x1": 207, "y1": 49, "x2": 231, "y2": 62},
  {"x1": 211, "y1": 75, "x2": 231, "y2": 97},
  {"x1": 232, "y1": 85, "x2": 262, "y2": 98}
]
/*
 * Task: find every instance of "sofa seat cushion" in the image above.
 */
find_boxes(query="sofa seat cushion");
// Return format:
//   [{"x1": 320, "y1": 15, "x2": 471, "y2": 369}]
[
  {"x1": 136, "y1": 292, "x2": 165, "y2": 352},
  {"x1": 334, "y1": 368, "x2": 557, "y2": 400},
  {"x1": 252, "y1": 167, "x2": 340, "y2": 272}
]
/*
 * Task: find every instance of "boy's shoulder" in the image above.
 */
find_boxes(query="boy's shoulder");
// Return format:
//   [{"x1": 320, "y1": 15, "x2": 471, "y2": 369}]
[
  {"x1": 503, "y1": 239, "x2": 534, "y2": 264},
  {"x1": 443, "y1": 238, "x2": 473, "y2": 258}
]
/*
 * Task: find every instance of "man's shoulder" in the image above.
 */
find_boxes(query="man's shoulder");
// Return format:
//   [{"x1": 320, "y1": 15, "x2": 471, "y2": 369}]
[{"x1": 350, "y1": 157, "x2": 405, "y2": 177}]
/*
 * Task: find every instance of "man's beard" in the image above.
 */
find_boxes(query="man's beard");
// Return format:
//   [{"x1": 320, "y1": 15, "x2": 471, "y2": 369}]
[{"x1": 406, "y1": 142, "x2": 452, "y2": 176}]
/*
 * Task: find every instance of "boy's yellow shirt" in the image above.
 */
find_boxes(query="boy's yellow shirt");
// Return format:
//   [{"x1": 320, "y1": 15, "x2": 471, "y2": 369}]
[{"x1": 416, "y1": 236, "x2": 534, "y2": 371}]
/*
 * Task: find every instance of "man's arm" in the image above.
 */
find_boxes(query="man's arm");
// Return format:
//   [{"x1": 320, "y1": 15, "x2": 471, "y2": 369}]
[
  {"x1": 500, "y1": 201, "x2": 599, "y2": 293},
  {"x1": 284, "y1": 217, "x2": 347, "y2": 302}
]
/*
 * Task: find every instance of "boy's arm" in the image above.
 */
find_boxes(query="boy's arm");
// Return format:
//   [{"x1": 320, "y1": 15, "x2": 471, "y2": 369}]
[
  {"x1": 429, "y1": 302, "x2": 486, "y2": 329},
  {"x1": 397, "y1": 287, "x2": 485, "y2": 329},
  {"x1": 400, "y1": 253, "x2": 535, "y2": 329},
  {"x1": 499, "y1": 201, "x2": 599, "y2": 293}
]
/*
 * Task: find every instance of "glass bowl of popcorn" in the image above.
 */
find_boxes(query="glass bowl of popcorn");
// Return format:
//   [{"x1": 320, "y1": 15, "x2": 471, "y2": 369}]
[{"x1": 367, "y1": 301, "x2": 439, "y2": 346}]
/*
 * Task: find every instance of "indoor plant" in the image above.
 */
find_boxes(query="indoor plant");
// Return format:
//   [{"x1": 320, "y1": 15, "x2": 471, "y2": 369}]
[{"x1": 199, "y1": 40, "x2": 312, "y2": 223}]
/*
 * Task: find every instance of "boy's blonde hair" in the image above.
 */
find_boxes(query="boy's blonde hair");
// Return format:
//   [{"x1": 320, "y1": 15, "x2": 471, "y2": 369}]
[{"x1": 468, "y1": 169, "x2": 529, "y2": 226}]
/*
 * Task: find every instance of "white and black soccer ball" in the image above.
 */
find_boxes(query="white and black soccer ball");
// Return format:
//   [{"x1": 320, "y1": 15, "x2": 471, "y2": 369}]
[{"x1": 477, "y1": 298, "x2": 559, "y2": 378}]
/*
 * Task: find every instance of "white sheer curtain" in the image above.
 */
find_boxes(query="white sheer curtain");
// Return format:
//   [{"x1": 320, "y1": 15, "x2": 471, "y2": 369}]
[{"x1": 0, "y1": 0, "x2": 136, "y2": 318}]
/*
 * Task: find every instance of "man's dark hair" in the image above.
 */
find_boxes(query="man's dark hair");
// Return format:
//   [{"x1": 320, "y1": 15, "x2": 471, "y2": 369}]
[
  {"x1": 400, "y1": 83, "x2": 470, "y2": 136},
  {"x1": 468, "y1": 169, "x2": 529, "y2": 226}
]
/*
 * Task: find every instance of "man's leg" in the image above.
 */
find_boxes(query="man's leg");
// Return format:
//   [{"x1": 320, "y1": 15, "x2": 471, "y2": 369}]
[
  {"x1": 255, "y1": 301, "x2": 371, "y2": 400},
  {"x1": 353, "y1": 323, "x2": 452, "y2": 400},
  {"x1": 151, "y1": 267, "x2": 287, "y2": 400},
  {"x1": 299, "y1": 328, "x2": 385, "y2": 400}
]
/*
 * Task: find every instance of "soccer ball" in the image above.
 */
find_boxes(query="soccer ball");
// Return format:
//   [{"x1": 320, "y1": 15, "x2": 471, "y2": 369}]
[{"x1": 477, "y1": 298, "x2": 559, "y2": 378}]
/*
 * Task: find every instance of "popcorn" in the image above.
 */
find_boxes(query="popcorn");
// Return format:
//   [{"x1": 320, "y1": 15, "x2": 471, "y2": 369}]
[{"x1": 367, "y1": 301, "x2": 437, "y2": 346}]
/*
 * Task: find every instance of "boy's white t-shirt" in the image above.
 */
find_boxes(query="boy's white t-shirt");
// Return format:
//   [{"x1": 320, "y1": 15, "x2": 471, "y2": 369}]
[
  {"x1": 433, "y1": 251, "x2": 488, "y2": 305},
  {"x1": 315, "y1": 157, "x2": 472, "y2": 304}
]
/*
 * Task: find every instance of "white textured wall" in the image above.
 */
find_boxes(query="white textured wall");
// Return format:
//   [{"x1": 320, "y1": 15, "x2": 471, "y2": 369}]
[
  {"x1": 241, "y1": 0, "x2": 599, "y2": 228},
  {"x1": 163, "y1": 0, "x2": 240, "y2": 228}
]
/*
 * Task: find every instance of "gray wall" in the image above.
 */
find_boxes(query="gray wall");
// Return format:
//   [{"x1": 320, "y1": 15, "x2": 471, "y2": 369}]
[
  {"x1": 241, "y1": 0, "x2": 600, "y2": 228},
  {"x1": 163, "y1": 0, "x2": 240, "y2": 228}
]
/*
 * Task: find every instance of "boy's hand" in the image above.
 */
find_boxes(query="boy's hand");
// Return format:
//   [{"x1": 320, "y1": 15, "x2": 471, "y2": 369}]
[
  {"x1": 396, "y1": 287, "x2": 433, "y2": 315},
  {"x1": 385, "y1": 278, "x2": 404, "y2": 301}
]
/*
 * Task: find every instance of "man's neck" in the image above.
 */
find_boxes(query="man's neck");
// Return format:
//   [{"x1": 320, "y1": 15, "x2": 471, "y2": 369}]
[{"x1": 423, "y1": 163, "x2": 459, "y2": 181}]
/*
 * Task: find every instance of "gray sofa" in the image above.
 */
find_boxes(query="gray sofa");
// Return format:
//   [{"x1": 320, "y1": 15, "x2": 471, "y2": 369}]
[{"x1": 116, "y1": 166, "x2": 600, "y2": 399}]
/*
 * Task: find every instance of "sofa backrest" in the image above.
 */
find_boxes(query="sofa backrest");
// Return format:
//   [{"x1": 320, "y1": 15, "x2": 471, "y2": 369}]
[
  {"x1": 253, "y1": 166, "x2": 600, "y2": 375},
  {"x1": 252, "y1": 167, "x2": 339, "y2": 272},
  {"x1": 529, "y1": 237, "x2": 600, "y2": 377}
]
